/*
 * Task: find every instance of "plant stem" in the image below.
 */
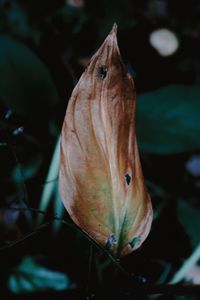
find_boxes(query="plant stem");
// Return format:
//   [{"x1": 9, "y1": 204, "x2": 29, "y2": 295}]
[{"x1": 36, "y1": 136, "x2": 60, "y2": 225}]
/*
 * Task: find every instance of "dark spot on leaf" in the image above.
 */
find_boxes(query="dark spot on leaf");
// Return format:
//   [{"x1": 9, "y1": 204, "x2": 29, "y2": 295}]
[
  {"x1": 125, "y1": 173, "x2": 131, "y2": 185},
  {"x1": 129, "y1": 236, "x2": 141, "y2": 248},
  {"x1": 98, "y1": 66, "x2": 108, "y2": 79},
  {"x1": 105, "y1": 234, "x2": 117, "y2": 250}
]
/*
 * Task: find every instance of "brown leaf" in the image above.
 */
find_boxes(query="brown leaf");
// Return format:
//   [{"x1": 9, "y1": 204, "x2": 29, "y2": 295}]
[{"x1": 59, "y1": 24, "x2": 153, "y2": 257}]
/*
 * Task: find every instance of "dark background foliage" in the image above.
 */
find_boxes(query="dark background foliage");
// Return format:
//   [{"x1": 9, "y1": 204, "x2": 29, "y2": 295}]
[{"x1": 0, "y1": 0, "x2": 200, "y2": 299}]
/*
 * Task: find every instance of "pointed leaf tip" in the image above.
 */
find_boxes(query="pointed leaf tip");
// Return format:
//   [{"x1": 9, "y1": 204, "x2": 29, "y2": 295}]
[
  {"x1": 112, "y1": 23, "x2": 118, "y2": 34},
  {"x1": 103, "y1": 23, "x2": 118, "y2": 52}
]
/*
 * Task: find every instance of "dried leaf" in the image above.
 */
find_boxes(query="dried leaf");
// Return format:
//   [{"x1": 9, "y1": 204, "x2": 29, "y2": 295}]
[{"x1": 59, "y1": 24, "x2": 153, "y2": 257}]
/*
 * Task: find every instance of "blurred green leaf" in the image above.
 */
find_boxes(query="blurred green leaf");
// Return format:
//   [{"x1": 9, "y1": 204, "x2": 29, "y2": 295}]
[
  {"x1": 178, "y1": 200, "x2": 200, "y2": 248},
  {"x1": 59, "y1": 5, "x2": 87, "y2": 34},
  {"x1": 6, "y1": 5, "x2": 29, "y2": 37},
  {"x1": 11, "y1": 155, "x2": 43, "y2": 182},
  {"x1": 137, "y1": 85, "x2": 200, "y2": 154},
  {"x1": 8, "y1": 257, "x2": 72, "y2": 294},
  {"x1": 0, "y1": 35, "x2": 58, "y2": 116}
]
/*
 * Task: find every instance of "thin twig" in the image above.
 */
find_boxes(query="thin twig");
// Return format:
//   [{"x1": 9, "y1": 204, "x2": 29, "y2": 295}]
[
  {"x1": 0, "y1": 206, "x2": 128, "y2": 277},
  {"x1": 1, "y1": 207, "x2": 200, "y2": 296},
  {"x1": 0, "y1": 221, "x2": 52, "y2": 251}
]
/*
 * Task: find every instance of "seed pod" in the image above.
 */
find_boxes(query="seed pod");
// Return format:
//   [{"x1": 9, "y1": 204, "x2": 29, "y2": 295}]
[{"x1": 59, "y1": 24, "x2": 153, "y2": 257}]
